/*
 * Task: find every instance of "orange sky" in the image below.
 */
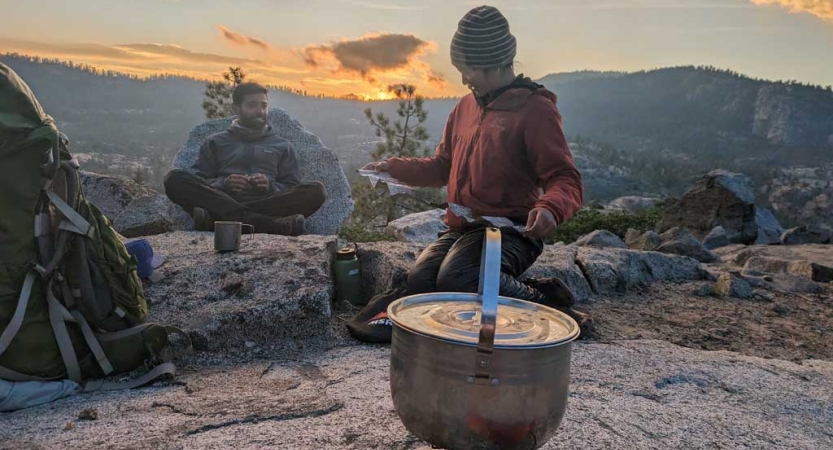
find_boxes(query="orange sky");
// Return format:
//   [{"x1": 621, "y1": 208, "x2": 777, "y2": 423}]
[{"x1": 1, "y1": 0, "x2": 832, "y2": 99}]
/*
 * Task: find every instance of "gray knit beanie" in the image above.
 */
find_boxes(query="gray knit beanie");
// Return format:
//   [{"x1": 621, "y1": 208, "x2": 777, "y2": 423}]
[{"x1": 450, "y1": 5, "x2": 517, "y2": 69}]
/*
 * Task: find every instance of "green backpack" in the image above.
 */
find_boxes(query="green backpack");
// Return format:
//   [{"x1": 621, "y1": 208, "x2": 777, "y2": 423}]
[{"x1": 0, "y1": 62, "x2": 188, "y2": 390}]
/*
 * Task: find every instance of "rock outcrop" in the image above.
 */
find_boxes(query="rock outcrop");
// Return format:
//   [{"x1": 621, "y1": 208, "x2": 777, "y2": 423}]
[
  {"x1": 702, "y1": 226, "x2": 731, "y2": 250},
  {"x1": 172, "y1": 108, "x2": 353, "y2": 235},
  {"x1": 143, "y1": 232, "x2": 337, "y2": 353},
  {"x1": 753, "y1": 208, "x2": 784, "y2": 245},
  {"x1": 752, "y1": 84, "x2": 833, "y2": 148},
  {"x1": 384, "y1": 209, "x2": 447, "y2": 244},
  {"x1": 5, "y1": 340, "x2": 831, "y2": 450},
  {"x1": 658, "y1": 170, "x2": 757, "y2": 244},
  {"x1": 575, "y1": 230, "x2": 627, "y2": 249},
  {"x1": 764, "y1": 164, "x2": 833, "y2": 229},
  {"x1": 79, "y1": 172, "x2": 187, "y2": 238},
  {"x1": 627, "y1": 227, "x2": 716, "y2": 262},
  {"x1": 714, "y1": 243, "x2": 833, "y2": 284},
  {"x1": 626, "y1": 229, "x2": 662, "y2": 252},
  {"x1": 781, "y1": 225, "x2": 832, "y2": 245}
]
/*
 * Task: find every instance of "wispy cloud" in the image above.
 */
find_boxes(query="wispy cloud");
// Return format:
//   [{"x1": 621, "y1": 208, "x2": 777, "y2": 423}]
[
  {"x1": 0, "y1": 37, "x2": 307, "y2": 78},
  {"x1": 747, "y1": 0, "x2": 833, "y2": 21},
  {"x1": 0, "y1": 35, "x2": 454, "y2": 99},
  {"x1": 216, "y1": 24, "x2": 272, "y2": 51}
]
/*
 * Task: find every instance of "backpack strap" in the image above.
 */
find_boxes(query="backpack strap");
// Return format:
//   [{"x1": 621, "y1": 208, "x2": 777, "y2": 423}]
[
  {"x1": 70, "y1": 310, "x2": 114, "y2": 376},
  {"x1": 45, "y1": 278, "x2": 82, "y2": 383},
  {"x1": 83, "y1": 362, "x2": 177, "y2": 392},
  {"x1": 45, "y1": 190, "x2": 93, "y2": 238},
  {"x1": 0, "y1": 271, "x2": 37, "y2": 358}
]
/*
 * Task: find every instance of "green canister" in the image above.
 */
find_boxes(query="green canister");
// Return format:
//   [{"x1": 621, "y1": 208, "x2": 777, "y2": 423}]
[{"x1": 334, "y1": 244, "x2": 362, "y2": 306}]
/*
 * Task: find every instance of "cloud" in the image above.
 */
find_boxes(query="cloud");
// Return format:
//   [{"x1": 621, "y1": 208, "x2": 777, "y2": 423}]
[
  {"x1": 216, "y1": 24, "x2": 272, "y2": 51},
  {"x1": 302, "y1": 34, "x2": 436, "y2": 77},
  {"x1": 426, "y1": 69, "x2": 447, "y2": 88},
  {"x1": 0, "y1": 35, "x2": 456, "y2": 99},
  {"x1": 0, "y1": 37, "x2": 304, "y2": 77},
  {"x1": 747, "y1": 0, "x2": 833, "y2": 21}
]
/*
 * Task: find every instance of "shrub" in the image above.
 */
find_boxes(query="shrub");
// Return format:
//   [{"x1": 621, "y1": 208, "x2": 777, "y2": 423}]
[
  {"x1": 338, "y1": 223, "x2": 396, "y2": 243},
  {"x1": 549, "y1": 207, "x2": 662, "y2": 244}
]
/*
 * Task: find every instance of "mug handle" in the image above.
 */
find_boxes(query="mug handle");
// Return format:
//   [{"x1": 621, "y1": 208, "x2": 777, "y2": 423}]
[{"x1": 242, "y1": 224, "x2": 255, "y2": 242}]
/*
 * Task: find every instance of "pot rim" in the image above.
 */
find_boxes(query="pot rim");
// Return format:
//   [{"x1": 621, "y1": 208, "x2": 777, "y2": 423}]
[{"x1": 388, "y1": 292, "x2": 579, "y2": 349}]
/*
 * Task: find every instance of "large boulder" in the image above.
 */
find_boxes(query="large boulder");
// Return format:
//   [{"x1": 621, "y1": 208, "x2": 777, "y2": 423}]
[
  {"x1": 656, "y1": 227, "x2": 717, "y2": 263},
  {"x1": 702, "y1": 226, "x2": 731, "y2": 250},
  {"x1": 79, "y1": 171, "x2": 153, "y2": 219},
  {"x1": 172, "y1": 108, "x2": 353, "y2": 235},
  {"x1": 575, "y1": 230, "x2": 627, "y2": 249},
  {"x1": 521, "y1": 245, "x2": 594, "y2": 302},
  {"x1": 574, "y1": 247, "x2": 708, "y2": 295},
  {"x1": 627, "y1": 230, "x2": 662, "y2": 252},
  {"x1": 356, "y1": 242, "x2": 422, "y2": 303},
  {"x1": 111, "y1": 195, "x2": 176, "y2": 238},
  {"x1": 754, "y1": 208, "x2": 784, "y2": 245},
  {"x1": 384, "y1": 209, "x2": 447, "y2": 244},
  {"x1": 143, "y1": 232, "x2": 337, "y2": 353},
  {"x1": 79, "y1": 171, "x2": 185, "y2": 238},
  {"x1": 658, "y1": 170, "x2": 757, "y2": 244}
]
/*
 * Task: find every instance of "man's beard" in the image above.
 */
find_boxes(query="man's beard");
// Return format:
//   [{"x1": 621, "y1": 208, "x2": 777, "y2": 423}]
[{"x1": 240, "y1": 114, "x2": 267, "y2": 129}]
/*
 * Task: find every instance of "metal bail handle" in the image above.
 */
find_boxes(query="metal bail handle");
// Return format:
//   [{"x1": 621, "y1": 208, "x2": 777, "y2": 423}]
[{"x1": 472, "y1": 227, "x2": 501, "y2": 383}]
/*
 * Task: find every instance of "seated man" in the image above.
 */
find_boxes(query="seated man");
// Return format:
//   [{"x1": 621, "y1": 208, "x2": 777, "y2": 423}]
[{"x1": 165, "y1": 83, "x2": 326, "y2": 236}]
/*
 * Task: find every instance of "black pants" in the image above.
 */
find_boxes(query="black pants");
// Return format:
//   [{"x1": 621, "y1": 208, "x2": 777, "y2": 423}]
[
  {"x1": 407, "y1": 225, "x2": 547, "y2": 303},
  {"x1": 164, "y1": 170, "x2": 326, "y2": 220}
]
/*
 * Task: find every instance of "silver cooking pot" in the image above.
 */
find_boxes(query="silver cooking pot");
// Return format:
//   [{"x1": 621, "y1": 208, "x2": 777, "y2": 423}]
[{"x1": 387, "y1": 227, "x2": 579, "y2": 450}]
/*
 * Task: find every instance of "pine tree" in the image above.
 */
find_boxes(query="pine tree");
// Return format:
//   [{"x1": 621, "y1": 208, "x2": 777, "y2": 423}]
[
  {"x1": 350, "y1": 84, "x2": 442, "y2": 226},
  {"x1": 201, "y1": 67, "x2": 246, "y2": 119},
  {"x1": 132, "y1": 166, "x2": 149, "y2": 186}
]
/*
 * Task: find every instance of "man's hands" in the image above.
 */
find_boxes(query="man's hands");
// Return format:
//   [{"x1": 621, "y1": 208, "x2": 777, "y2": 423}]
[
  {"x1": 248, "y1": 173, "x2": 270, "y2": 194},
  {"x1": 225, "y1": 173, "x2": 271, "y2": 194},
  {"x1": 523, "y1": 207, "x2": 557, "y2": 239},
  {"x1": 361, "y1": 161, "x2": 389, "y2": 172},
  {"x1": 225, "y1": 174, "x2": 249, "y2": 194}
]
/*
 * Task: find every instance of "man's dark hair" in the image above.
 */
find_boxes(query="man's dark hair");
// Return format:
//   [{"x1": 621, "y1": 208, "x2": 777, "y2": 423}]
[{"x1": 232, "y1": 82, "x2": 268, "y2": 106}]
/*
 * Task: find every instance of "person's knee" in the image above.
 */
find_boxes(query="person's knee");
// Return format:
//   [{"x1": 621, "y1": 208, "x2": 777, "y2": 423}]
[
  {"x1": 163, "y1": 169, "x2": 190, "y2": 192},
  {"x1": 436, "y1": 266, "x2": 479, "y2": 293},
  {"x1": 307, "y1": 181, "x2": 326, "y2": 207}
]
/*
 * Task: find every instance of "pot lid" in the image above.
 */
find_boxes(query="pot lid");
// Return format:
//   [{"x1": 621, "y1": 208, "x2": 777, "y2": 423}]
[{"x1": 388, "y1": 293, "x2": 579, "y2": 348}]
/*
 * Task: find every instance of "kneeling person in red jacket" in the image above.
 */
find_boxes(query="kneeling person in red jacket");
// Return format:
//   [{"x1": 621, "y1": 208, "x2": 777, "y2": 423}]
[{"x1": 348, "y1": 5, "x2": 592, "y2": 343}]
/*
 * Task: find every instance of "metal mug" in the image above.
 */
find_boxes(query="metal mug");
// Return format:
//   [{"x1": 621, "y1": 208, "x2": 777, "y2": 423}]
[{"x1": 214, "y1": 221, "x2": 254, "y2": 252}]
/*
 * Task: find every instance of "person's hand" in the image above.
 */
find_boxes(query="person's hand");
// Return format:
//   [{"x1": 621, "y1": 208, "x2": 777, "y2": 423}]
[
  {"x1": 361, "y1": 161, "x2": 389, "y2": 172},
  {"x1": 248, "y1": 173, "x2": 271, "y2": 194},
  {"x1": 523, "y1": 207, "x2": 557, "y2": 239},
  {"x1": 225, "y1": 174, "x2": 249, "y2": 194}
]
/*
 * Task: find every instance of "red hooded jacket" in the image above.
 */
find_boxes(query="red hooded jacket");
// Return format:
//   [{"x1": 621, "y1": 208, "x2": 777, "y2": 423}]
[{"x1": 387, "y1": 83, "x2": 583, "y2": 229}]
